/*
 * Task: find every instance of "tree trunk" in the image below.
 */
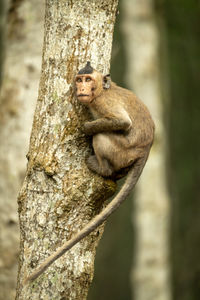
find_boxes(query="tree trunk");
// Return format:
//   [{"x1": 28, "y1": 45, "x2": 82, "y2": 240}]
[
  {"x1": 122, "y1": 1, "x2": 171, "y2": 300},
  {"x1": 16, "y1": 1, "x2": 118, "y2": 299},
  {"x1": 0, "y1": 0, "x2": 6, "y2": 87},
  {"x1": 0, "y1": 1, "x2": 44, "y2": 299}
]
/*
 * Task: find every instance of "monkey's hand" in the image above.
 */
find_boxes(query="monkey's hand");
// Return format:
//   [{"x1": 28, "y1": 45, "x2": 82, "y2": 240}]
[{"x1": 82, "y1": 121, "x2": 96, "y2": 135}]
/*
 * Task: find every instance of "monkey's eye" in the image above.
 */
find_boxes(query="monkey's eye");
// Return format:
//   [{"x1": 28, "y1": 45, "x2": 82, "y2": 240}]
[
  {"x1": 86, "y1": 77, "x2": 91, "y2": 82},
  {"x1": 76, "y1": 78, "x2": 82, "y2": 83}
]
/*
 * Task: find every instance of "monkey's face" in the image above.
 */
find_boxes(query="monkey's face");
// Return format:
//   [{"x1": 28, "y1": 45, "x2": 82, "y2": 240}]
[{"x1": 75, "y1": 72, "x2": 103, "y2": 104}]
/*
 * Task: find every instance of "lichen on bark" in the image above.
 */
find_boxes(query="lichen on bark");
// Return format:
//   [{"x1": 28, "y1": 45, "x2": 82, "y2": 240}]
[{"x1": 16, "y1": 1, "x2": 118, "y2": 299}]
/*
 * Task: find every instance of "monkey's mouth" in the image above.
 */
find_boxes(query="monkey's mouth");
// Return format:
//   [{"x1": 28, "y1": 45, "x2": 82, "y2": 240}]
[{"x1": 77, "y1": 94, "x2": 89, "y2": 97}]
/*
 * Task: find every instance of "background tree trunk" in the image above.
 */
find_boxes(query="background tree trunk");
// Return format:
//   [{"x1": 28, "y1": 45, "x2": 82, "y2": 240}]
[
  {"x1": 16, "y1": 1, "x2": 118, "y2": 299},
  {"x1": 122, "y1": 1, "x2": 171, "y2": 299},
  {"x1": 88, "y1": 3, "x2": 133, "y2": 299},
  {"x1": 0, "y1": 1, "x2": 44, "y2": 299},
  {"x1": 0, "y1": 0, "x2": 6, "y2": 87}
]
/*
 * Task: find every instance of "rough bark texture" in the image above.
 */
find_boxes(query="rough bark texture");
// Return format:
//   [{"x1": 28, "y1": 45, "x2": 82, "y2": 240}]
[
  {"x1": 122, "y1": 1, "x2": 171, "y2": 300},
  {"x1": 16, "y1": 1, "x2": 118, "y2": 299},
  {"x1": 0, "y1": 1, "x2": 44, "y2": 299}
]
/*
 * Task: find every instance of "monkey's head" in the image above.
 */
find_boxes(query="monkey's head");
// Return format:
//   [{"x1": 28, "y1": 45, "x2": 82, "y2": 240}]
[{"x1": 75, "y1": 62, "x2": 111, "y2": 104}]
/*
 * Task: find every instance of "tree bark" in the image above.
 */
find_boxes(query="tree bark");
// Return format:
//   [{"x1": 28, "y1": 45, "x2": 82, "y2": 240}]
[
  {"x1": 16, "y1": 1, "x2": 118, "y2": 299},
  {"x1": 122, "y1": 1, "x2": 171, "y2": 300},
  {"x1": 0, "y1": 1, "x2": 44, "y2": 299}
]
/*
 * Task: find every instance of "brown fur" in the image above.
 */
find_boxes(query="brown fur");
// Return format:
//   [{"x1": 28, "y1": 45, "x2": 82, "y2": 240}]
[
  {"x1": 24, "y1": 64, "x2": 155, "y2": 284},
  {"x1": 84, "y1": 81, "x2": 154, "y2": 176}
]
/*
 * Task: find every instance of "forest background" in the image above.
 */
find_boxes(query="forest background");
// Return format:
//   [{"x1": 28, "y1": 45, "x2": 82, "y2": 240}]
[{"x1": 0, "y1": 0, "x2": 200, "y2": 300}]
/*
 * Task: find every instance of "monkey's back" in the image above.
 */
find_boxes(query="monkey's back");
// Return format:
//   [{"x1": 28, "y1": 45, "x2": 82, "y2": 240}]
[
  {"x1": 105, "y1": 83, "x2": 154, "y2": 147},
  {"x1": 91, "y1": 83, "x2": 155, "y2": 171}
]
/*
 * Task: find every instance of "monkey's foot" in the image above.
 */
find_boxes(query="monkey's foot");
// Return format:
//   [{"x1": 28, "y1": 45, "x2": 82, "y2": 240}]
[
  {"x1": 86, "y1": 155, "x2": 114, "y2": 177},
  {"x1": 111, "y1": 165, "x2": 132, "y2": 180}
]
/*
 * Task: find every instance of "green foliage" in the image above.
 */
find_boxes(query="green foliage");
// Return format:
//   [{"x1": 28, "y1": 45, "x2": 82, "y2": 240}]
[{"x1": 165, "y1": 1, "x2": 200, "y2": 299}]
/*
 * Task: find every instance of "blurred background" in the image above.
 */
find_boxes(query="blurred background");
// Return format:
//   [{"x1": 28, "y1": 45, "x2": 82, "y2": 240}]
[{"x1": 0, "y1": 0, "x2": 200, "y2": 299}]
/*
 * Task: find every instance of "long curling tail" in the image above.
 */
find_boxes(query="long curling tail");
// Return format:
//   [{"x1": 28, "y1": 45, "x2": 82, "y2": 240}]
[{"x1": 24, "y1": 155, "x2": 148, "y2": 285}]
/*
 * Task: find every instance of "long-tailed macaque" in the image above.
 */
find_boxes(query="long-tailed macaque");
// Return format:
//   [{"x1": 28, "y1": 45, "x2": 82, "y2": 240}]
[{"x1": 25, "y1": 62, "x2": 155, "y2": 284}]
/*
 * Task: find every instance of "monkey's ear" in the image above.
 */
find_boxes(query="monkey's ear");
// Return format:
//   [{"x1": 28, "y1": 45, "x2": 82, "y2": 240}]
[{"x1": 103, "y1": 74, "x2": 111, "y2": 89}]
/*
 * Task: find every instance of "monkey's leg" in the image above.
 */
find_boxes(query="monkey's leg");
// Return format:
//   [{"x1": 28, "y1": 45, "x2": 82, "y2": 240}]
[{"x1": 86, "y1": 155, "x2": 114, "y2": 177}]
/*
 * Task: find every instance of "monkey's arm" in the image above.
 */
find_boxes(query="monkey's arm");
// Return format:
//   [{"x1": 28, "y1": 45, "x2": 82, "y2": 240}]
[{"x1": 83, "y1": 117, "x2": 131, "y2": 135}]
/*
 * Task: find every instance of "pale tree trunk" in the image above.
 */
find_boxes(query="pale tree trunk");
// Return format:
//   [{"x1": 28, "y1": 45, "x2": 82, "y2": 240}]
[
  {"x1": 0, "y1": 1, "x2": 44, "y2": 299},
  {"x1": 16, "y1": 1, "x2": 118, "y2": 299},
  {"x1": 0, "y1": 0, "x2": 6, "y2": 87},
  {"x1": 122, "y1": 1, "x2": 171, "y2": 300}
]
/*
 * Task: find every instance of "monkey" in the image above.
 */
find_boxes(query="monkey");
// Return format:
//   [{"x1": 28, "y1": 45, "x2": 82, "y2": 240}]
[{"x1": 24, "y1": 61, "x2": 155, "y2": 284}]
